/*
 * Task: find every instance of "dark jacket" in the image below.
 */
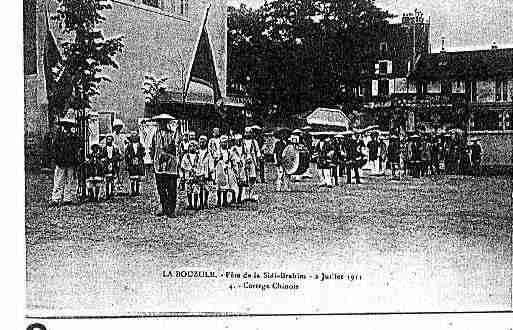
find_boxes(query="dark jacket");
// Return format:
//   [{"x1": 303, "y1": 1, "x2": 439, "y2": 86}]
[
  {"x1": 470, "y1": 144, "x2": 482, "y2": 163},
  {"x1": 315, "y1": 140, "x2": 336, "y2": 169},
  {"x1": 52, "y1": 130, "x2": 81, "y2": 167},
  {"x1": 367, "y1": 139, "x2": 379, "y2": 161},
  {"x1": 84, "y1": 154, "x2": 104, "y2": 178},
  {"x1": 274, "y1": 139, "x2": 287, "y2": 165},
  {"x1": 387, "y1": 140, "x2": 400, "y2": 163}
]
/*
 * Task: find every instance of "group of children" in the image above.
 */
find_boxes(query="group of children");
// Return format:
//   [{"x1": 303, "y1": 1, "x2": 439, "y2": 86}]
[
  {"x1": 178, "y1": 127, "x2": 263, "y2": 211},
  {"x1": 80, "y1": 131, "x2": 146, "y2": 202}
]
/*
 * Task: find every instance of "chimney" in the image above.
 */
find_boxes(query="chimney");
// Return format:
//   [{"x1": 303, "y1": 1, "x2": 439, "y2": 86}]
[{"x1": 491, "y1": 41, "x2": 498, "y2": 49}]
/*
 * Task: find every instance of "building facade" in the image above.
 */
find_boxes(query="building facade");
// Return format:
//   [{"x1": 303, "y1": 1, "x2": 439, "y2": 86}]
[
  {"x1": 24, "y1": 0, "x2": 227, "y2": 166},
  {"x1": 357, "y1": 10, "x2": 431, "y2": 130},
  {"x1": 411, "y1": 48, "x2": 513, "y2": 167}
]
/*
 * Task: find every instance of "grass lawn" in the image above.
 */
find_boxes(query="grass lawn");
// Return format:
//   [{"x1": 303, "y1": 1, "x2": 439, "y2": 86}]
[{"x1": 25, "y1": 170, "x2": 512, "y2": 315}]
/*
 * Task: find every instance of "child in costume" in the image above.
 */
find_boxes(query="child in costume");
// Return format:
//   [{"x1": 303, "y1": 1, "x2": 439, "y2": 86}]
[
  {"x1": 214, "y1": 135, "x2": 238, "y2": 207},
  {"x1": 125, "y1": 131, "x2": 146, "y2": 196},
  {"x1": 242, "y1": 127, "x2": 261, "y2": 201},
  {"x1": 85, "y1": 144, "x2": 104, "y2": 202},
  {"x1": 197, "y1": 135, "x2": 214, "y2": 209},
  {"x1": 101, "y1": 135, "x2": 121, "y2": 200},
  {"x1": 230, "y1": 134, "x2": 247, "y2": 203},
  {"x1": 181, "y1": 141, "x2": 201, "y2": 210}
]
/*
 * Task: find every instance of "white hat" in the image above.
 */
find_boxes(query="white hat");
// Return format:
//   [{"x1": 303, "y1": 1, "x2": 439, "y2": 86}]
[
  {"x1": 57, "y1": 117, "x2": 76, "y2": 126},
  {"x1": 151, "y1": 114, "x2": 176, "y2": 121},
  {"x1": 220, "y1": 135, "x2": 228, "y2": 142},
  {"x1": 199, "y1": 135, "x2": 208, "y2": 141}
]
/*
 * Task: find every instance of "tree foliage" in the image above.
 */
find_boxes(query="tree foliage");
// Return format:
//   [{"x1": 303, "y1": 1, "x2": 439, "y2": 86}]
[
  {"x1": 228, "y1": 0, "x2": 393, "y2": 121},
  {"x1": 52, "y1": 0, "x2": 124, "y2": 113}
]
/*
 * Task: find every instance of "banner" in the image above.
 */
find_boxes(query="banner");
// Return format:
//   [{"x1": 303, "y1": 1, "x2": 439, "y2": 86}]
[{"x1": 138, "y1": 118, "x2": 159, "y2": 165}]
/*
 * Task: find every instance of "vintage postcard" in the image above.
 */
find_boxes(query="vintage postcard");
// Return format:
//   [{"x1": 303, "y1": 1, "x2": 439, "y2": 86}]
[{"x1": 22, "y1": 0, "x2": 512, "y2": 327}]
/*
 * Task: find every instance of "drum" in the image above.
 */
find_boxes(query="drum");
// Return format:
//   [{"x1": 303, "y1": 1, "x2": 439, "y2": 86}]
[{"x1": 282, "y1": 144, "x2": 310, "y2": 175}]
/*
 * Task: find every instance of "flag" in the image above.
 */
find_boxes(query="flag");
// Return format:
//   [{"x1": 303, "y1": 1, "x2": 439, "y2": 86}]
[
  {"x1": 186, "y1": 4, "x2": 222, "y2": 102},
  {"x1": 43, "y1": 9, "x2": 72, "y2": 116}
]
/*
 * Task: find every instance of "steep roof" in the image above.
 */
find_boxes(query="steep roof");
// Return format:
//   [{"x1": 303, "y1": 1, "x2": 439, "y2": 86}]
[
  {"x1": 411, "y1": 48, "x2": 513, "y2": 81},
  {"x1": 306, "y1": 108, "x2": 350, "y2": 127}
]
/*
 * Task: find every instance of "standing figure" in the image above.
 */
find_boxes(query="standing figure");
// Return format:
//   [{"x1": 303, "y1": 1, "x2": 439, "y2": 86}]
[
  {"x1": 112, "y1": 119, "x2": 127, "y2": 195},
  {"x1": 125, "y1": 131, "x2": 146, "y2": 196},
  {"x1": 410, "y1": 135, "x2": 422, "y2": 178},
  {"x1": 274, "y1": 133, "x2": 290, "y2": 192},
  {"x1": 346, "y1": 133, "x2": 362, "y2": 184},
  {"x1": 420, "y1": 135, "x2": 432, "y2": 176},
  {"x1": 335, "y1": 134, "x2": 348, "y2": 183},
  {"x1": 301, "y1": 126, "x2": 315, "y2": 179},
  {"x1": 50, "y1": 117, "x2": 81, "y2": 206},
  {"x1": 181, "y1": 141, "x2": 201, "y2": 210},
  {"x1": 253, "y1": 127, "x2": 266, "y2": 183},
  {"x1": 101, "y1": 135, "x2": 121, "y2": 200},
  {"x1": 230, "y1": 134, "x2": 247, "y2": 203},
  {"x1": 197, "y1": 135, "x2": 214, "y2": 209},
  {"x1": 430, "y1": 136, "x2": 441, "y2": 175},
  {"x1": 151, "y1": 114, "x2": 180, "y2": 218},
  {"x1": 315, "y1": 136, "x2": 335, "y2": 187},
  {"x1": 242, "y1": 127, "x2": 262, "y2": 201},
  {"x1": 84, "y1": 144, "x2": 104, "y2": 202},
  {"x1": 378, "y1": 136, "x2": 387, "y2": 175},
  {"x1": 367, "y1": 132, "x2": 379, "y2": 175},
  {"x1": 178, "y1": 132, "x2": 190, "y2": 191},
  {"x1": 387, "y1": 135, "x2": 401, "y2": 180},
  {"x1": 470, "y1": 138, "x2": 482, "y2": 177},
  {"x1": 208, "y1": 127, "x2": 221, "y2": 164},
  {"x1": 214, "y1": 135, "x2": 238, "y2": 207}
]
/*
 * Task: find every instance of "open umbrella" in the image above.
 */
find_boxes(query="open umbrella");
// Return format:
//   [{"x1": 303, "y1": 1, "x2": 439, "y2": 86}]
[
  {"x1": 273, "y1": 127, "x2": 292, "y2": 138},
  {"x1": 151, "y1": 114, "x2": 176, "y2": 121}
]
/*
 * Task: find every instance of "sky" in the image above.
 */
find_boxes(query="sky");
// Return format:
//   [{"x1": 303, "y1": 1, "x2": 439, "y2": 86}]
[{"x1": 227, "y1": 0, "x2": 513, "y2": 51}]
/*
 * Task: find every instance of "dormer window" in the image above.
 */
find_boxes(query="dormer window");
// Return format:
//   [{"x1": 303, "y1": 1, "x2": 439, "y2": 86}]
[{"x1": 376, "y1": 60, "x2": 392, "y2": 75}]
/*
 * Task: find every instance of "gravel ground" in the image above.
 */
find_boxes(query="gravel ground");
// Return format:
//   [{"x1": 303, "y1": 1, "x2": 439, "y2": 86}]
[{"x1": 25, "y1": 168, "x2": 512, "y2": 315}]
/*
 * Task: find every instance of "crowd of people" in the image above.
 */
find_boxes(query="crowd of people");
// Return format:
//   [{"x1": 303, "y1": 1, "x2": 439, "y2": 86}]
[
  {"x1": 286, "y1": 127, "x2": 483, "y2": 189},
  {"x1": 47, "y1": 111, "x2": 483, "y2": 218},
  {"x1": 48, "y1": 113, "x2": 268, "y2": 218}
]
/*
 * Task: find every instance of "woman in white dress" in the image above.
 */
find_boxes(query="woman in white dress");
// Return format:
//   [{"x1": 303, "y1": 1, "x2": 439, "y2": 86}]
[{"x1": 214, "y1": 135, "x2": 238, "y2": 207}]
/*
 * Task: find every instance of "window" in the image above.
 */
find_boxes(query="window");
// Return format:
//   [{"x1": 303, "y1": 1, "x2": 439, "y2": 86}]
[
  {"x1": 180, "y1": 0, "x2": 189, "y2": 16},
  {"x1": 427, "y1": 81, "x2": 441, "y2": 94},
  {"x1": 377, "y1": 60, "x2": 392, "y2": 75},
  {"x1": 496, "y1": 80, "x2": 508, "y2": 102},
  {"x1": 143, "y1": 0, "x2": 159, "y2": 8},
  {"x1": 452, "y1": 80, "x2": 465, "y2": 94},
  {"x1": 505, "y1": 111, "x2": 512, "y2": 130},
  {"x1": 475, "y1": 80, "x2": 495, "y2": 103}
]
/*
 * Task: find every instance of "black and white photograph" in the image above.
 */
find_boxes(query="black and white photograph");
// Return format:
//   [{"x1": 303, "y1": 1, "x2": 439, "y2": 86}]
[{"x1": 18, "y1": 0, "x2": 513, "y2": 326}]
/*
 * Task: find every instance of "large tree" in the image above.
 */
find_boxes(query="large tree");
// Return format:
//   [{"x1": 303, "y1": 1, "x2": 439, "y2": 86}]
[
  {"x1": 52, "y1": 0, "x2": 124, "y2": 197},
  {"x1": 228, "y1": 0, "x2": 393, "y2": 122}
]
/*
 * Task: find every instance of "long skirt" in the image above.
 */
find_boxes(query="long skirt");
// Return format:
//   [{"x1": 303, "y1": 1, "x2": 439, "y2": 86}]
[{"x1": 215, "y1": 162, "x2": 238, "y2": 193}]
